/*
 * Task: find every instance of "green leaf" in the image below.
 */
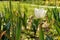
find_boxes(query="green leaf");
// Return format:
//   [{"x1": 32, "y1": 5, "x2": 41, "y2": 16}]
[
  {"x1": 52, "y1": 8, "x2": 57, "y2": 20},
  {"x1": 39, "y1": 20, "x2": 44, "y2": 40},
  {"x1": 16, "y1": 17, "x2": 22, "y2": 40},
  {"x1": 54, "y1": 23, "x2": 60, "y2": 35},
  {"x1": 47, "y1": 8, "x2": 52, "y2": 22},
  {"x1": 52, "y1": 8, "x2": 59, "y2": 21},
  {"x1": 39, "y1": 27, "x2": 44, "y2": 40},
  {"x1": 16, "y1": 3, "x2": 22, "y2": 40},
  {"x1": 22, "y1": 7, "x2": 27, "y2": 29},
  {"x1": 52, "y1": 8, "x2": 60, "y2": 35}
]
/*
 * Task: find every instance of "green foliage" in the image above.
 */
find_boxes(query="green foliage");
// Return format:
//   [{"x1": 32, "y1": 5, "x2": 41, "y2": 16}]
[
  {"x1": 39, "y1": 24, "x2": 44, "y2": 40},
  {"x1": 22, "y1": 6, "x2": 27, "y2": 29},
  {"x1": 47, "y1": 8, "x2": 52, "y2": 22},
  {"x1": 16, "y1": 2, "x2": 22, "y2": 40},
  {"x1": 16, "y1": 17, "x2": 22, "y2": 40},
  {"x1": 52, "y1": 8, "x2": 60, "y2": 35},
  {"x1": 32, "y1": 19, "x2": 39, "y2": 33}
]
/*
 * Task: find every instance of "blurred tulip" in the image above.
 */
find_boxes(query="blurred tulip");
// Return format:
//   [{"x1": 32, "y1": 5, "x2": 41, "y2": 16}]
[{"x1": 34, "y1": 8, "x2": 47, "y2": 18}]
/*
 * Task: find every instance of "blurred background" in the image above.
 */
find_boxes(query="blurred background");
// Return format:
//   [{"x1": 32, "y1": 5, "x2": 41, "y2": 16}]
[{"x1": 0, "y1": 0, "x2": 60, "y2": 40}]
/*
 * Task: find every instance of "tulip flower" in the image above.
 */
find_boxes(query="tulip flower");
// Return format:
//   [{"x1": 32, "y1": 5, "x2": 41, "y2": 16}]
[
  {"x1": 34, "y1": 8, "x2": 47, "y2": 18},
  {"x1": 34, "y1": 8, "x2": 47, "y2": 40}
]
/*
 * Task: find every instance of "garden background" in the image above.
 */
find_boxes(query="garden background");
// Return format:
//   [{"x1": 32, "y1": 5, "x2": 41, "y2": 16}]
[{"x1": 0, "y1": 0, "x2": 60, "y2": 40}]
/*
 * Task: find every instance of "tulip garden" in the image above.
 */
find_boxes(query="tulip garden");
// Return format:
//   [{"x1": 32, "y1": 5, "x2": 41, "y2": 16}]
[{"x1": 0, "y1": 0, "x2": 60, "y2": 40}]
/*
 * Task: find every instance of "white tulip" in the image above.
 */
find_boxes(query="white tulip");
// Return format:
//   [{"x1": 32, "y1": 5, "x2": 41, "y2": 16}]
[{"x1": 34, "y1": 8, "x2": 47, "y2": 18}]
